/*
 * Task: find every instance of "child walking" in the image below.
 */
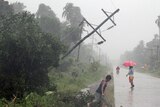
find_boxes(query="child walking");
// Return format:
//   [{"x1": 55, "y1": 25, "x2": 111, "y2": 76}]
[{"x1": 126, "y1": 66, "x2": 134, "y2": 88}]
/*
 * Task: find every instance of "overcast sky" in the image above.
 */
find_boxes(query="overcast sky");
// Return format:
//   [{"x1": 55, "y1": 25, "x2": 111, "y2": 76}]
[{"x1": 9, "y1": 0, "x2": 160, "y2": 60}]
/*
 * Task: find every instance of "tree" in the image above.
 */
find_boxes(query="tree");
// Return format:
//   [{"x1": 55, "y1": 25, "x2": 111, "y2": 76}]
[
  {"x1": 36, "y1": 3, "x2": 61, "y2": 37},
  {"x1": 133, "y1": 40, "x2": 146, "y2": 67},
  {"x1": 38, "y1": 16, "x2": 61, "y2": 37},
  {"x1": 62, "y1": 3, "x2": 84, "y2": 44},
  {"x1": 155, "y1": 16, "x2": 160, "y2": 35},
  {"x1": 61, "y1": 25, "x2": 82, "y2": 44},
  {"x1": 0, "y1": 0, "x2": 13, "y2": 16},
  {"x1": 155, "y1": 16, "x2": 160, "y2": 67},
  {"x1": 62, "y1": 3, "x2": 83, "y2": 27},
  {"x1": 0, "y1": 12, "x2": 65, "y2": 99},
  {"x1": 146, "y1": 34, "x2": 160, "y2": 69},
  {"x1": 36, "y1": 3, "x2": 56, "y2": 18},
  {"x1": 11, "y1": 2, "x2": 26, "y2": 14}
]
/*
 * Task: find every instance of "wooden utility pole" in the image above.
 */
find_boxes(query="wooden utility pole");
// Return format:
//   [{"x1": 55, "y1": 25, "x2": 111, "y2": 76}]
[
  {"x1": 76, "y1": 44, "x2": 81, "y2": 61},
  {"x1": 61, "y1": 9, "x2": 120, "y2": 59},
  {"x1": 83, "y1": 18, "x2": 106, "y2": 41},
  {"x1": 101, "y1": 9, "x2": 116, "y2": 26}
]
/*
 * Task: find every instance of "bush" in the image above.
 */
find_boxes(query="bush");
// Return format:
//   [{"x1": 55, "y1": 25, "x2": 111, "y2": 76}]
[
  {"x1": 0, "y1": 12, "x2": 65, "y2": 99},
  {"x1": 89, "y1": 61, "x2": 100, "y2": 72}
]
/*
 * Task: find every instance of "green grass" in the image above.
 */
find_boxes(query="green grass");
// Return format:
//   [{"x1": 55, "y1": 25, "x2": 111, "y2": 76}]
[
  {"x1": 0, "y1": 63, "x2": 114, "y2": 107},
  {"x1": 49, "y1": 65, "x2": 110, "y2": 92},
  {"x1": 137, "y1": 68, "x2": 160, "y2": 78},
  {"x1": 48, "y1": 63, "x2": 115, "y2": 107}
]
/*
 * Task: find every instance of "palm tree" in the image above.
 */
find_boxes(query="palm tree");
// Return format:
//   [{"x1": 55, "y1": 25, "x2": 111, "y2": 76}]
[
  {"x1": 62, "y1": 3, "x2": 85, "y2": 59},
  {"x1": 62, "y1": 3, "x2": 85, "y2": 43},
  {"x1": 62, "y1": 3, "x2": 73, "y2": 24},
  {"x1": 62, "y1": 3, "x2": 83, "y2": 27}
]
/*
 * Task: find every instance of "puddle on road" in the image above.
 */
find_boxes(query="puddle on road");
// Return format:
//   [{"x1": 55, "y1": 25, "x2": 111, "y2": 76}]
[{"x1": 114, "y1": 68, "x2": 160, "y2": 107}]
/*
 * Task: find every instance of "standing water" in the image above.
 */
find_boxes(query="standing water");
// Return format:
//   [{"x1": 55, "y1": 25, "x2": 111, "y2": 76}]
[{"x1": 114, "y1": 68, "x2": 160, "y2": 107}]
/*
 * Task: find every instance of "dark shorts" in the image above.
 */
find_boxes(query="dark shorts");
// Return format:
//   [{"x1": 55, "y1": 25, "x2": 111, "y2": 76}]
[{"x1": 92, "y1": 92, "x2": 108, "y2": 105}]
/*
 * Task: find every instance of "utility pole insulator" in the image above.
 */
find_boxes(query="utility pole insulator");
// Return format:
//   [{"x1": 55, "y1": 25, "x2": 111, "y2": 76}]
[
  {"x1": 83, "y1": 18, "x2": 106, "y2": 42},
  {"x1": 102, "y1": 9, "x2": 116, "y2": 26}
]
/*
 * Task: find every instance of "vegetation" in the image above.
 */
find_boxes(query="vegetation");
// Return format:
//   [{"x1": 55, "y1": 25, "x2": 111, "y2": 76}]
[
  {"x1": 62, "y1": 3, "x2": 84, "y2": 45},
  {"x1": 0, "y1": 0, "x2": 13, "y2": 16},
  {"x1": 0, "y1": 0, "x2": 114, "y2": 106},
  {"x1": 36, "y1": 3, "x2": 61, "y2": 37},
  {"x1": 120, "y1": 17, "x2": 160, "y2": 76},
  {"x1": 0, "y1": 12, "x2": 65, "y2": 99},
  {"x1": 0, "y1": 60, "x2": 112, "y2": 107},
  {"x1": 11, "y1": 2, "x2": 26, "y2": 14}
]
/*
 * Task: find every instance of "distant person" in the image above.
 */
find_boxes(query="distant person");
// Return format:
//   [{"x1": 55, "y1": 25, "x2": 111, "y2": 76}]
[
  {"x1": 116, "y1": 66, "x2": 120, "y2": 74},
  {"x1": 87, "y1": 75, "x2": 112, "y2": 107},
  {"x1": 126, "y1": 66, "x2": 134, "y2": 88}
]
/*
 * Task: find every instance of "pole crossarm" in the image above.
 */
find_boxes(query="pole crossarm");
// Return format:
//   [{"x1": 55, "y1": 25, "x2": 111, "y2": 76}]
[
  {"x1": 61, "y1": 9, "x2": 120, "y2": 59},
  {"x1": 83, "y1": 18, "x2": 106, "y2": 41},
  {"x1": 101, "y1": 9, "x2": 116, "y2": 26}
]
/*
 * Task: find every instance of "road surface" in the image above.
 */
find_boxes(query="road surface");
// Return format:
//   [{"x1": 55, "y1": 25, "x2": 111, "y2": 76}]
[{"x1": 114, "y1": 68, "x2": 160, "y2": 107}]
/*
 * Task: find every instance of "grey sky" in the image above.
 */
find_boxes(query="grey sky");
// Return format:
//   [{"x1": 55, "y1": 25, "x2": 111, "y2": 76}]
[{"x1": 9, "y1": 0, "x2": 160, "y2": 60}]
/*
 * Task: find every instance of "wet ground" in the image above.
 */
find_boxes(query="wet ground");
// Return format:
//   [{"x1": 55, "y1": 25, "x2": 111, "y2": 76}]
[{"x1": 114, "y1": 68, "x2": 160, "y2": 107}]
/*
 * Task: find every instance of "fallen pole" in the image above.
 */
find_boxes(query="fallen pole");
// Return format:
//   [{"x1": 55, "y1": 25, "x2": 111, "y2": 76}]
[{"x1": 61, "y1": 9, "x2": 120, "y2": 59}]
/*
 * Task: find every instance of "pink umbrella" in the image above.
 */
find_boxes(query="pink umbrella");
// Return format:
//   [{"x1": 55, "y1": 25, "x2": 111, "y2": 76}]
[{"x1": 123, "y1": 60, "x2": 136, "y2": 67}]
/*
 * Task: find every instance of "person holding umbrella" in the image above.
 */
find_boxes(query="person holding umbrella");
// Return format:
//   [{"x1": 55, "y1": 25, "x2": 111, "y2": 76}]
[
  {"x1": 123, "y1": 61, "x2": 136, "y2": 88},
  {"x1": 126, "y1": 66, "x2": 134, "y2": 88}
]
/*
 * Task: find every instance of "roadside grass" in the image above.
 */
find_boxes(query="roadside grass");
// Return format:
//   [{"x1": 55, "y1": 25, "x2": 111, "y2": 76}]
[
  {"x1": 48, "y1": 63, "x2": 115, "y2": 107},
  {"x1": 0, "y1": 63, "x2": 115, "y2": 107},
  {"x1": 137, "y1": 68, "x2": 160, "y2": 78},
  {"x1": 49, "y1": 64, "x2": 110, "y2": 92}
]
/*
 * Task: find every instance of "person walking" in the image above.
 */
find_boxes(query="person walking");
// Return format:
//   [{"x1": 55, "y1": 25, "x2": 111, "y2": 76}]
[
  {"x1": 116, "y1": 66, "x2": 120, "y2": 74},
  {"x1": 126, "y1": 66, "x2": 134, "y2": 88},
  {"x1": 87, "y1": 75, "x2": 112, "y2": 107}
]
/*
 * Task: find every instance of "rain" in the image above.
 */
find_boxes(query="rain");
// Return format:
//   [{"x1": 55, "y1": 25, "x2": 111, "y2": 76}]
[{"x1": 0, "y1": 0, "x2": 160, "y2": 107}]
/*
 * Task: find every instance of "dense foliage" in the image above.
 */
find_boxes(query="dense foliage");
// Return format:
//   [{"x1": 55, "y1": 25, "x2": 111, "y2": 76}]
[
  {"x1": 11, "y1": 2, "x2": 26, "y2": 14},
  {"x1": 0, "y1": 12, "x2": 64, "y2": 99},
  {"x1": 36, "y1": 3, "x2": 61, "y2": 37},
  {"x1": 62, "y1": 3, "x2": 84, "y2": 44},
  {"x1": 0, "y1": 1, "x2": 114, "y2": 107},
  {"x1": 120, "y1": 35, "x2": 160, "y2": 72},
  {"x1": 0, "y1": 0, "x2": 13, "y2": 16}
]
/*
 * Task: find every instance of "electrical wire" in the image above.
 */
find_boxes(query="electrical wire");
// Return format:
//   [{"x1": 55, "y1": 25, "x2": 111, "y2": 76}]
[{"x1": 109, "y1": 0, "x2": 117, "y2": 10}]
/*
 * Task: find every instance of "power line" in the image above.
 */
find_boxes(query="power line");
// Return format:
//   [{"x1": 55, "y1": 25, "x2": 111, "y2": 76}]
[
  {"x1": 61, "y1": 9, "x2": 120, "y2": 59},
  {"x1": 109, "y1": 0, "x2": 117, "y2": 9}
]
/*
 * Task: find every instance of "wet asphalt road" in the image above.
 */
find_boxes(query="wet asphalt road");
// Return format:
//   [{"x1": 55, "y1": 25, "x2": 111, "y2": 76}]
[{"x1": 114, "y1": 68, "x2": 160, "y2": 107}]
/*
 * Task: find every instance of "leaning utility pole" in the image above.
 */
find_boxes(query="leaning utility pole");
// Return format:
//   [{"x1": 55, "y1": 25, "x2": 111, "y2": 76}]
[
  {"x1": 101, "y1": 9, "x2": 116, "y2": 26},
  {"x1": 83, "y1": 18, "x2": 106, "y2": 42},
  {"x1": 61, "y1": 9, "x2": 120, "y2": 59}
]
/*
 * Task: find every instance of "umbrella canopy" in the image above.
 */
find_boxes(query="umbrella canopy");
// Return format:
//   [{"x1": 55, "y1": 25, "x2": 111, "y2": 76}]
[{"x1": 123, "y1": 60, "x2": 136, "y2": 67}]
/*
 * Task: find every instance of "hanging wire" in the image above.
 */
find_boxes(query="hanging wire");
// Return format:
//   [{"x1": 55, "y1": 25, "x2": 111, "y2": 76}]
[
  {"x1": 101, "y1": 0, "x2": 118, "y2": 33},
  {"x1": 101, "y1": 25, "x2": 114, "y2": 32},
  {"x1": 109, "y1": 0, "x2": 117, "y2": 10}
]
